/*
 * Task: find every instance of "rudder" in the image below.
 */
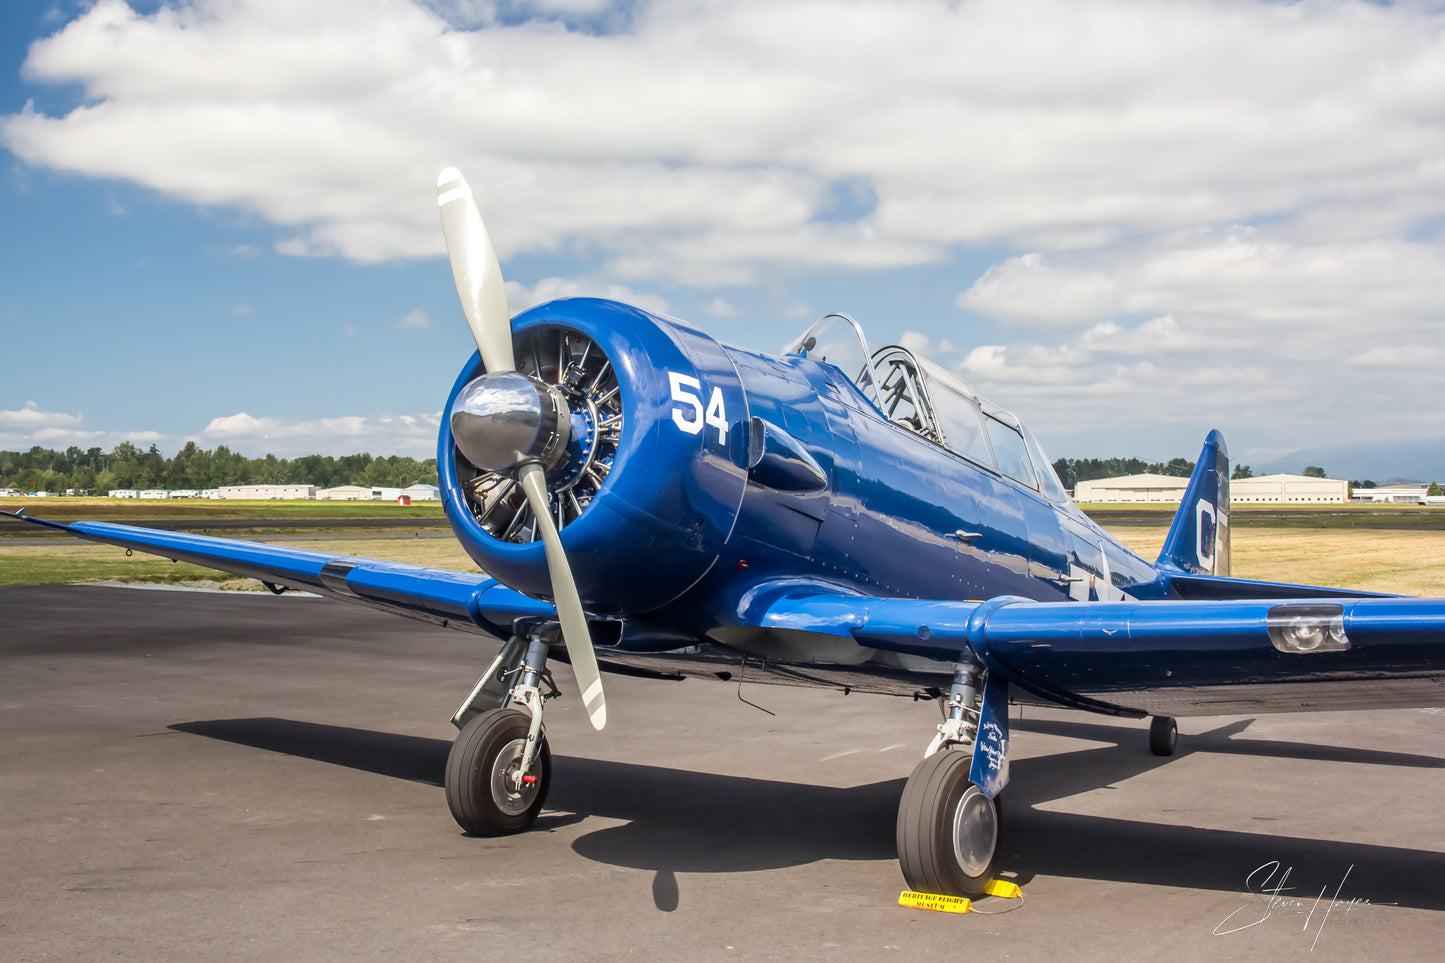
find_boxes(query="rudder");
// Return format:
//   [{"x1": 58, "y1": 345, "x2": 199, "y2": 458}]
[{"x1": 1157, "y1": 430, "x2": 1230, "y2": 576}]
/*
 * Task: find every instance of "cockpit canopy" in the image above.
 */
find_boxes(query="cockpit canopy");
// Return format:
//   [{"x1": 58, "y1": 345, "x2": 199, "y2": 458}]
[{"x1": 787, "y1": 314, "x2": 1072, "y2": 503}]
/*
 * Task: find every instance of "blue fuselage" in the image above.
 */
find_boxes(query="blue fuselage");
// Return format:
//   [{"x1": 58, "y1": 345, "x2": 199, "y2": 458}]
[
  {"x1": 646, "y1": 343, "x2": 1160, "y2": 650},
  {"x1": 437, "y1": 299, "x2": 1171, "y2": 658}
]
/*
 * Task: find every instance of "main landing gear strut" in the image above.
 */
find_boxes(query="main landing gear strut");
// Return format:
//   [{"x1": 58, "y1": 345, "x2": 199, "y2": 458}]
[
  {"x1": 897, "y1": 662, "x2": 1003, "y2": 898},
  {"x1": 445, "y1": 629, "x2": 562, "y2": 835},
  {"x1": 447, "y1": 634, "x2": 1013, "y2": 899}
]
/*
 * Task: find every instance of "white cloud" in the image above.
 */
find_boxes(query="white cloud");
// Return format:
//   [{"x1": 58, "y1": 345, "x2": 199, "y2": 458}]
[
  {"x1": 0, "y1": 404, "x2": 443, "y2": 459},
  {"x1": 701, "y1": 298, "x2": 739, "y2": 318},
  {"x1": 396, "y1": 308, "x2": 431, "y2": 329},
  {"x1": 948, "y1": 226, "x2": 1445, "y2": 453},
  {"x1": 1348, "y1": 345, "x2": 1441, "y2": 367},
  {"x1": 0, "y1": 401, "x2": 83, "y2": 429},
  {"x1": 1077, "y1": 316, "x2": 1193, "y2": 355},
  {"x1": 504, "y1": 276, "x2": 669, "y2": 316},
  {"x1": 8, "y1": 0, "x2": 1443, "y2": 279},
  {"x1": 899, "y1": 330, "x2": 957, "y2": 357},
  {"x1": 780, "y1": 300, "x2": 812, "y2": 321},
  {"x1": 958, "y1": 253, "x2": 1121, "y2": 327},
  {"x1": 203, "y1": 410, "x2": 442, "y2": 457},
  {"x1": 0, "y1": 403, "x2": 167, "y2": 452},
  {"x1": 5, "y1": 0, "x2": 1445, "y2": 457}
]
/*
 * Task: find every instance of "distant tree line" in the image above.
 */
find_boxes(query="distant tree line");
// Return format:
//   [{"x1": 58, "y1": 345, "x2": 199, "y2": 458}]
[
  {"x1": 0, "y1": 443, "x2": 439, "y2": 495},
  {"x1": 7, "y1": 442, "x2": 1367, "y2": 497},
  {"x1": 1050, "y1": 456, "x2": 1197, "y2": 490},
  {"x1": 1050, "y1": 458, "x2": 1351, "y2": 490}
]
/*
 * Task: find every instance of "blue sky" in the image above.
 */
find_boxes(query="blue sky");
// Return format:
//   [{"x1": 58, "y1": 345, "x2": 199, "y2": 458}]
[{"x1": 3, "y1": 0, "x2": 1443, "y2": 470}]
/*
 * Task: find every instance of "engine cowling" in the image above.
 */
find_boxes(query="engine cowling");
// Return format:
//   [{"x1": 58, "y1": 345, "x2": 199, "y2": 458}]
[{"x1": 438, "y1": 298, "x2": 750, "y2": 617}]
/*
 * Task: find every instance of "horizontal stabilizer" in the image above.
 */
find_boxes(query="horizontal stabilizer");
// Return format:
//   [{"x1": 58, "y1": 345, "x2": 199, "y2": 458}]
[{"x1": 1166, "y1": 572, "x2": 1394, "y2": 601}]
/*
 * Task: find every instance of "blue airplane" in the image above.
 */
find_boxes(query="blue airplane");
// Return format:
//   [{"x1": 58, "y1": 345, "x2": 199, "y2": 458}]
[{"x1": 7, "y1": 168, "x2": 1444, "y2": 899}]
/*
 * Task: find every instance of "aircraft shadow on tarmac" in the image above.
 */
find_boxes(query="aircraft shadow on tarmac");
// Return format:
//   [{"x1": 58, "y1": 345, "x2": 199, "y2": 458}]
[{"x1": 170, "y1": 717, "x2": 1445, "y2": 914}]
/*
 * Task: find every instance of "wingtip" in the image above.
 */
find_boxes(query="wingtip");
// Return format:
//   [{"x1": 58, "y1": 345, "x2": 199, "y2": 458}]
[{"x1": 437, "y1": 166, "x2": 463, "y2": 188}]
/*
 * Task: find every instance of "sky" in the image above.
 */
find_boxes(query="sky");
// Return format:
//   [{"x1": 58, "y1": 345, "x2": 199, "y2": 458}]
[{"x1": 1, "y1": 0, "x2": 1443, "y2": 470}]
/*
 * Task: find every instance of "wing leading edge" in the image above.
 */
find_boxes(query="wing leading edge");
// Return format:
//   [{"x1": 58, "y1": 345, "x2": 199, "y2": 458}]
[
  {"x1": 2, "y1": 513, "x2": 555, "y2": 638},
  {"x1": 760, "y1": 590, "x2": 1445, "y2": 717}
]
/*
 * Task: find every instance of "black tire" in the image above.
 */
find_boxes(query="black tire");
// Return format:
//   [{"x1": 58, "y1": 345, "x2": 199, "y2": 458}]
[
  {"x1": 445, "y1": 707, "x2": 551, "y2": 836},
  {"x1": 896, "y1": 748, "x2": 1001, "y2": 898},
  {"x1": 1149, "y1": 715, "x2": 1178, "y2": 757}
]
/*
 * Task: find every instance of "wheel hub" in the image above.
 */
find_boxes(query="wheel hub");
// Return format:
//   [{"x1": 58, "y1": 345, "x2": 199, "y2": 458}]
[
  {"x1": 489, "y1": 736, "x2": 542, "y2": 816},
  {"x1": 952, "y1": 785, "x2": 998, "y2": 878}
]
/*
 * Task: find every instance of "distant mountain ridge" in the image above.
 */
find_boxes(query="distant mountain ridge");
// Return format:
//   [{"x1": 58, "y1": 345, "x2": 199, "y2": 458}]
[{"x1": 1255, "y1": 439, "x2": 1445, "y2": 485}]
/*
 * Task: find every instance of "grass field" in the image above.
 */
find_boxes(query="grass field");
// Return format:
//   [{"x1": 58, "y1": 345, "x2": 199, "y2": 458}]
[
  {"x1": 1, "y1": 498, "x2": 1441, "y2": 595},
  {"x1": 0, "y1": 497, "x2": 451, "y2": 544},
  {"x1": 1083, "y1": 501, "x2": 1445, "y2": 530},
  {"x1": 0, "y1": 497, "x2": 448, "y2": 524},
  {"x1": 0, "y1": 536, "x2": 479, "y2": 588},
  {"x1": 1105, "y1": 525, "x2": 1445, "y2": 597}
]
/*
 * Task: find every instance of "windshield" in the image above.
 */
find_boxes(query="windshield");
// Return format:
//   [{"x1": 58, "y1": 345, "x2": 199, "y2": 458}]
[
  {"x1": 1021, "y1": 425, "x2": 1071, "y2": 503},
  {"x1": 786, "y1": 313, "x2": 879, "y2": 405},
  {"x1": 789, "y1": 315, "x2": 1075, "y2": 503},
  {"x1": 924, "y1": 377, "x2": 995, "y2": 468}
]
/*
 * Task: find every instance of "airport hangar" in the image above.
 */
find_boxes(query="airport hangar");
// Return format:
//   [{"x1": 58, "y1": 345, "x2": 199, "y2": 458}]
[{"x1": 1073, "y1": 472, "x2": 1350, "y2": 504}]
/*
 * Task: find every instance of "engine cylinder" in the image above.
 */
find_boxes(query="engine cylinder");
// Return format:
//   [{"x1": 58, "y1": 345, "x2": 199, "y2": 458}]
[{"x1": 438, "y1": 298, "x2": 750, "y2": 617}]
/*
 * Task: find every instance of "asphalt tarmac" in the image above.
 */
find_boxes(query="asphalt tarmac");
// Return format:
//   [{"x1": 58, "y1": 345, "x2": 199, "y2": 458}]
[{"x1": 2, "y1": 584, "x2": 1442, "y2": 961}]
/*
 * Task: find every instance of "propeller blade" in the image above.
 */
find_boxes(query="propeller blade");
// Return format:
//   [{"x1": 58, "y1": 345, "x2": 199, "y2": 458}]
[
  {"x1": 437, "y1": 168, "x2": 515, "y2": 374},
  {"x1": 517, "y1": 463, "x2": 606, "y2": 730}
]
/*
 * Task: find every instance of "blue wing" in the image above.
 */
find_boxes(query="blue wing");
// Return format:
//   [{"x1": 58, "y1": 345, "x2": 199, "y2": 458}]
[
  {"x1": 759, "y1": 589, "x2": 1445, "y2": 717},
  {"x1": 14, "y1": 510, "x2": 1445, "y2": 717},
  {"x1": 3, "y1": 512, "x2": 554, "y2": 639}
]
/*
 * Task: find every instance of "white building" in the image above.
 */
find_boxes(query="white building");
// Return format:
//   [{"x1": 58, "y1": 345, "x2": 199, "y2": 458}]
[
  {"x1": 138, "y1": 489, "x2": 171, "y2": 499},
  {"x1": 108, "y1": 489, "x2": 139, "y2": 499},
  {"x1": 402, "y1": 483, "x2": 441, "y2": 501},
  {"x1": 218, "y1": 484, "x2": 317, "y2": 500},
  {"x1": 1352, "y1": 484, "x2": 1430, "y2": 504},
  {"x1": 1233, "y1": 474, "x2": 1349, "y2": 504},
  {"x1": 317, "y1": 485, "x2": 372, "y2": 501},
  {"x1": 1074, "y1": 473, "x2": 1188, "y2": 503},
  {"x1": 1075, "y1": 472, "x2": 1350, "y2": 504}
]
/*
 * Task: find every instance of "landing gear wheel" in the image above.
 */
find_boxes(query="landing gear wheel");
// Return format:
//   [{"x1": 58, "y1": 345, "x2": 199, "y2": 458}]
[
  {"x1": 897, "y1": 749, "x2": 1001, "y2": 898},
  {"x1": 1149, "y1": 715, "x2": 1178, "y2": 756},
  {"x1": 445, "y1": 707, "x2": 551, "y2": 835}
]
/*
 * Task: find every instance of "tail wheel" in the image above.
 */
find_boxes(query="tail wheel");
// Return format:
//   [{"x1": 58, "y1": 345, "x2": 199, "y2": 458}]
[
  {"x1": 897, "y1": 749, "x2": 1001, "y2": 898},
  {"x1": 1149, "y1": 715, "x2": 1178, "y2": 756},
  {"x1": 445, "y1": 707, "x2": 551, "y2": 836}
]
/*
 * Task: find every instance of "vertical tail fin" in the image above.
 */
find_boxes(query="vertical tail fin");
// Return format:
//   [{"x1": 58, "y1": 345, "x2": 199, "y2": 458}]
[{"x1": 1157, "y1": 430, "x2": 1230, "y2": 576}]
